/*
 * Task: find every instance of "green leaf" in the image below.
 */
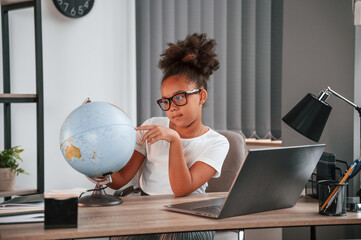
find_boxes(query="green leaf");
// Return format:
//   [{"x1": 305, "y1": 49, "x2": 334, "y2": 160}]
[{"x1": 0, "y1": 146, "x2": 28, "y2": 175}]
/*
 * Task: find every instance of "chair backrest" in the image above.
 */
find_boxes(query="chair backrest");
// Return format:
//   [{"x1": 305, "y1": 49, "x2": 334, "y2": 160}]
[{"x1": 206, "y1": 130, "x2": 247, "y2": 193}]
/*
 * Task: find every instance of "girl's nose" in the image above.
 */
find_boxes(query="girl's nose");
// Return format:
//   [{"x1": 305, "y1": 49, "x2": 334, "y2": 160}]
[{"x1": 169, "y1": 103, "x2": 179, "y2": 111}]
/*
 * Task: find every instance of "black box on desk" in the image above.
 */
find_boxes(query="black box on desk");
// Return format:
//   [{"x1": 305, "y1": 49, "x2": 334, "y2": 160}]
[
  {"x1": 306, "y1": 152, "x2": 349, "y2": 199},
  {"x1": 317, "y1": 152, "x2": 337, "y2": 181},
  {"x1": 44, "y1": 192, "x2": 78, "y2": 229}
]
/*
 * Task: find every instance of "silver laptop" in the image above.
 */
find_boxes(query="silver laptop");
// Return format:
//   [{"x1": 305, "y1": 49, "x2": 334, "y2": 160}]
[{"x1": 165, "y1": 144, "x2": 326, "y2": 219}]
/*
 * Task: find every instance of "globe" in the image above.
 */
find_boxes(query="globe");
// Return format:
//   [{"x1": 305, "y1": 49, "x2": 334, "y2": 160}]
[{"x1": 59, "y1": 101, "x2": 136, "y2": 178}]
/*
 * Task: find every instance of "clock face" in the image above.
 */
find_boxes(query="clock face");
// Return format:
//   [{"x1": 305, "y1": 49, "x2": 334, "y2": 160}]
[{"x1": 53, "y1": 0, "x2": 95, "y2": 18}]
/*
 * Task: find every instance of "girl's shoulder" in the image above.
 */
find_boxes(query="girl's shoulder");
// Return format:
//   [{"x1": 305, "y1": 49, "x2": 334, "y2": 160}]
[{"x1": 207, "y1": 128, "x2": 229, "y2": 144}]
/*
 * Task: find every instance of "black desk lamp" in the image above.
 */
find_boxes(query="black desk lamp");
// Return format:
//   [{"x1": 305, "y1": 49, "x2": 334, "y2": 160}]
[
  {"x1": 283, "y1": 86, "x2": 361, "y2": 213},
  {"x1": 282, "y1": 86, "x2": 361, "y2": 142}
]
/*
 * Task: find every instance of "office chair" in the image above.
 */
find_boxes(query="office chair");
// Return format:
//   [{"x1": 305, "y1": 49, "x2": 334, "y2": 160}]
[{"x1": 206, "y1": 130, "x2": 246, "y2": 193}]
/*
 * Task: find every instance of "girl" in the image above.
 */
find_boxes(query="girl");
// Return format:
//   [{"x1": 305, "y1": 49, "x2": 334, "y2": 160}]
[
  {"x1": 110, "y1": 33, "x2": 229, "y2": 240},
  {"x1": 109, "y1": 33, "x2": 229, "y2": 198}
]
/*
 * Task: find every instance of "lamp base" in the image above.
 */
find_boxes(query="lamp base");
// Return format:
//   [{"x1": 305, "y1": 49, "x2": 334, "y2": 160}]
[{"x1": 78, "y1": 183, "x2": 122, "y2": 207}]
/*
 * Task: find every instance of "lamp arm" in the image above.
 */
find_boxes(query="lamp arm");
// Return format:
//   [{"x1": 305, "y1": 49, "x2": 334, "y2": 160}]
[{"x1": 326, "y1": 87, "x2": 361, "y2": 117}]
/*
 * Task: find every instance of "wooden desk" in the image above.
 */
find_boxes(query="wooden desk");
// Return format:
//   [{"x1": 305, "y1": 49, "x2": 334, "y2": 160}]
[{"x1": 0, "y1": 193, "x2": 360, "y2": 240}]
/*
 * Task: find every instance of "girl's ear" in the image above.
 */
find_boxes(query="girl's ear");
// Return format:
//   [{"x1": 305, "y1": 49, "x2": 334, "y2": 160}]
[{"x1": 200, "y1": 90, "x2": 207, "y2": 105}]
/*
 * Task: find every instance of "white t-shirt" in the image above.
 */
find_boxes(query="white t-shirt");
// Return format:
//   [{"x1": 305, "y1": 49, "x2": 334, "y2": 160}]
[{"x1": 134, "y1": 117, "x2": 229, "y2": 195}]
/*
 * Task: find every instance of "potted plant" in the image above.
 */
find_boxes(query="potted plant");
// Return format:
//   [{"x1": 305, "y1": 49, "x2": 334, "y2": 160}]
[{"x1": 0, "y1": 146, "x2": 28, "y2": 191}]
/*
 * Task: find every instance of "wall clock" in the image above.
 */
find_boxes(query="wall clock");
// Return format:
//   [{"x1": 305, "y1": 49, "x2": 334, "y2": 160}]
[{"x1": 53, "y1": 0, "x2": 95, "y2": 18}]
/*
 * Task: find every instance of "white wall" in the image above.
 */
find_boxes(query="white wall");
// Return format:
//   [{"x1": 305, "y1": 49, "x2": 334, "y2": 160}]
[
  {"x1": 282, "y1": 0, "x2": 361, "y2": 239},
  {"x1": 0, "y1": 0, "x2": 136, "y2": 192},
  {"x1": 282, "y1": 0, "x2": 358, "y2": 193}
]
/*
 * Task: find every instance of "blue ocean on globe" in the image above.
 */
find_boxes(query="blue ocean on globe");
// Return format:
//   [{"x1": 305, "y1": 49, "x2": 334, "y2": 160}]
[{"x1": 59, "y1": 102, "x2": 136, "y2": 177}]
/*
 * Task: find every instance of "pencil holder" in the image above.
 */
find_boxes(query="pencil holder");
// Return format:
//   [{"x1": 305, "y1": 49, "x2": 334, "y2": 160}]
[{"x1": 317, "y1": 180, "x2": 348, "y2": 216}]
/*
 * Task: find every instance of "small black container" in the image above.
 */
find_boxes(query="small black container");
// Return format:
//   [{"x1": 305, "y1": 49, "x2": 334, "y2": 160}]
[{"x1": 44, "y1": 193, "x2": 78, "y2": 229}]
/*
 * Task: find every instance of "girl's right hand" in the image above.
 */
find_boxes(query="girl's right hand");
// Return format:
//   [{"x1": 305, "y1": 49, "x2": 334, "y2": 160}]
[{"x1": 86, "y1": 175, "x2": 112, "y2": 185}]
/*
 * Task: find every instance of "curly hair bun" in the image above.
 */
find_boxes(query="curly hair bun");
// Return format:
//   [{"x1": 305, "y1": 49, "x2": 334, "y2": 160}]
[{"x1": 158, "y1": 33, "x2": 219, "y2": 89}]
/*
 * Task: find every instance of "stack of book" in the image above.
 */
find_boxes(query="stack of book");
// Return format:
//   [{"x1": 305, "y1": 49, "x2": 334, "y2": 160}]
[{"x1": 0, "y1": 194, "x2": 44, "y2": 224}]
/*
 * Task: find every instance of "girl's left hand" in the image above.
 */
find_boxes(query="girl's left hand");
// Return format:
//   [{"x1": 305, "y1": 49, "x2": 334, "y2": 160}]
[{"x1": 136, "y1": 125, "x2": 180, "y2": 145}]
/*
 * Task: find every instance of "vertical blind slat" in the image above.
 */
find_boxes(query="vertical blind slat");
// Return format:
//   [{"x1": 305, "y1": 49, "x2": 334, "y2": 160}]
[
  {"x1": 150, "y1": 0, "x2": 163, "y2": 117},
  {"x1": 271, "y1": 0, "x2": 283, "y2": 139},
  {"x1": 201, "y1": 0, "x2": 215, "y2": 128},
  {"x1": 188, "y1": 0, "x2": 201, "y2": 33},
  {"x1": 163, "y1": 0, "x2": 175, "y2": 47},
  {"x1": 175, "y1": 0, "x2": 188, "y2": 41},
  {"x1": 213, "y1": 0, "x2": 228, "y2": 130},
  {"x1": 227, "y1": 0, "x2": 242, "y2": 130},
  {"x1": 242, "y1": 0, "x2": 257, "y2": 137},
  {"x1": 136, "y1": 0, "x2": 151, "y2": 125},
  {"x1": 256, "y1": 0, "x2": 272, "y2": 138}
]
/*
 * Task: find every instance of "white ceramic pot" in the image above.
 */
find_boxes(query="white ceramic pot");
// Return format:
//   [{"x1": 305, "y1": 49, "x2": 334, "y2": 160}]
[{"x1": 0, "y1": 168, "x2": 15, "y2": 191}]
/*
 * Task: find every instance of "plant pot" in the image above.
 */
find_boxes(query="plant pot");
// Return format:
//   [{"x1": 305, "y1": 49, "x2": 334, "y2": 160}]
[{"x1": 0, "y1": 168, "x2": 15, "y2": 191}]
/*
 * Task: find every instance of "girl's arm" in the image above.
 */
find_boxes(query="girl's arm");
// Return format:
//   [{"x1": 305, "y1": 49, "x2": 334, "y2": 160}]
[
  {"x1": 137, "y1": 125, "x2": 216, "y2": 197},
  {"x1": 168, "y1": 138, "x2": 216, "y2": 196},
  {"x1": 108, "y1": 150, "x2": 145, "y2": 190}
]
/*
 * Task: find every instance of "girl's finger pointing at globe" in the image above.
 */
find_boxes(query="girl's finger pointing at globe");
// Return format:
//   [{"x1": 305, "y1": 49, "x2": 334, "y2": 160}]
[{"x1": 136, "y1": 125, "x2": 152, "y2": 130}]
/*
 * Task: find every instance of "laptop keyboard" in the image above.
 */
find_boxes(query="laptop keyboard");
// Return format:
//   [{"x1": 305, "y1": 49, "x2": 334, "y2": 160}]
[{"x1": 193, "y1": 204, "x2": 222, "y2": 215}]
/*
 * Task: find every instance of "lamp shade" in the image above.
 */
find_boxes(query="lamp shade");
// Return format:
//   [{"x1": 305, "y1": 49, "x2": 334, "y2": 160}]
[{"x1": 282, "y1": 93, "x2": 332, "y2": 142}]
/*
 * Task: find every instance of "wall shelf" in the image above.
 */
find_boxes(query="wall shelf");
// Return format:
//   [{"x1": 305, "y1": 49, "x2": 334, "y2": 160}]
[
  {"x1": 0, "y1": 94, "x2": 37, "y2": 103},
  {"x1": 0, "y1": 188, "x2": 37, "y2": 198},
  {"x1": 1, "y1": 0, "x2": 44, "y2": 200}
]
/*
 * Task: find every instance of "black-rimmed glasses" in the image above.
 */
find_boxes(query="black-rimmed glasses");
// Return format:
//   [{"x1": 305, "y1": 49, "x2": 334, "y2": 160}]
[{"x1": 157, "y1": 89, "x2": 202, "y2": 111}]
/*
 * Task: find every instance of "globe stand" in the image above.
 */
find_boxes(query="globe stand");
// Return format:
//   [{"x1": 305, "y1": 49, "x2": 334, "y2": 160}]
[{"x1": 78, "y1": 175, "x2": 123, "y2": 207}]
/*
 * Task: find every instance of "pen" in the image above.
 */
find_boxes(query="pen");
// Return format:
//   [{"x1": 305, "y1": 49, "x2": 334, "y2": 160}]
[
  {"x1": 322, "y1": 186, "x2": 340, "y2": 212},
  {"x1": 320, "y1": 160, "x2": 358, "y2": 211},
  {"x1": 347, "y1": 159, "x2": 361, "y2": 180}
]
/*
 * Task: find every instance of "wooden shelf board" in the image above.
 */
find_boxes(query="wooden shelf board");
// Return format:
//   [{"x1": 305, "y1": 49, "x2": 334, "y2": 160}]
[
  {"x1": 1, "y1": 0, "x2": 32, "y2": 6},
  {"x1": 0, "y1": 188, "x2": 37, "y2": 198},
  {"x1": 0, "y1": 94, "x2": 37, "y2": 103}
]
